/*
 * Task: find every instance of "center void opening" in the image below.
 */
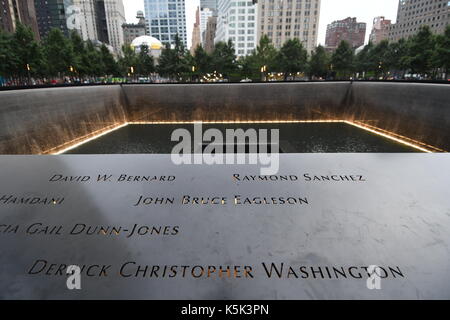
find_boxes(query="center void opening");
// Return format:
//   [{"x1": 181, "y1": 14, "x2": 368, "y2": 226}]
[{"x1": 63, "y1": 122, "x2": 422, "y2": 154}]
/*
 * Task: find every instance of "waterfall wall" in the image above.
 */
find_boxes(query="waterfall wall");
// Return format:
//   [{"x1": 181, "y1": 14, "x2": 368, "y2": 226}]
[{"x1": 0, "y1": 82, "x2": 448, "y2": 154}]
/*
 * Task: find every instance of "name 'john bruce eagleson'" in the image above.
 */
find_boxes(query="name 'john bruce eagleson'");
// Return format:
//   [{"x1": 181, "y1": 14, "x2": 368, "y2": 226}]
[
  {"x1": 28, "y1": 260, "x2": 405, "y2": 280},
  {"x1": 133, "y1": 195, "x2": 309, "y2": 206}
]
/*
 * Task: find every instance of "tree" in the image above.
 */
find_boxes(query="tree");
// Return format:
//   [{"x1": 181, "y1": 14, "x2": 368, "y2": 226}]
[
  {"x1": 277, "y1": 38, "x2": 308, "y2": 80},
  {"x1": 157, "y1": 34, "x2": 190, "y2": 81},
  {"x1": 238, "y1": 54, "x2": 258, "y2": 80},
  {"x1": 331, "y1": 40, "x2": 354, "y2": 79},
  {"x1": 368, "y1": 40, "x2": 390, "y2": 77},
  {"x1": 100, "y1": 44, "x2": 118, "y2": 76},
  {"x1": 83, "y1": 40, "x2": 103, "y2": 77},
  {"x1": 136, "y1": 45, "x2": 155, "y2": 76},
  {"x1": 308, "y1": 45, "x2": 329, "y2": 79},
  {"x1": 432, "y1": 25, "x2": 450, "y2": 79},
  {"x1": 211, "y1": 40, "x2": 237, "y2": 78},
  {"x1": 385, "y1": 38, "x2": 409, "y2": 78},
  {"x1": 192, "y1": 45, "x2": 212, "y2": 75},
  {"x1": 354, "y1": 42, "x2": 373, "y2": 77},
  {"x1": 69, "y1": 30, "x2": 87, "y2": 77},
  {"x1": 254, "y1": 35, "x2": 277, "y2": 72},
  {"x1": 406, "y1": 25, "x2": 435, "y2": 77},
  {"x1": 42, "y1": 28, "x2": 74, "y2": 78},
  {"x1": 11, "y1": 23, "x2": 42, "y2": 81},
  {"x1": 119, "y1": 44, "x2": 138, "y2": 76},
  {"x1": 0, "y1": 30, "x2": 16, "y2": 78}
]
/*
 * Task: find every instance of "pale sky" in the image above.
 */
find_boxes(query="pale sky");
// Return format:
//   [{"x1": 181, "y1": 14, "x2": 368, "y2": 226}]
[{"x1": 123, "y1": 0, "x2": 399, "y2": 48}]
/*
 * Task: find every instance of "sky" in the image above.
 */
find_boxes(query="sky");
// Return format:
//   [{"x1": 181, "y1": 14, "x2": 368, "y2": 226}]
[{"x1": 123, "y1": 0, "x2": 399, "y2": 48}]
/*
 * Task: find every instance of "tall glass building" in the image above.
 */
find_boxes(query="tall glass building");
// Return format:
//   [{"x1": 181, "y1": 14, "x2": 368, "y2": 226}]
[
  {"x1": 144, "y1": 0, "x2": 187, "y2": 47},
  {"x1": 215, "y1": 0, "x2": 258, "y2": 57}
]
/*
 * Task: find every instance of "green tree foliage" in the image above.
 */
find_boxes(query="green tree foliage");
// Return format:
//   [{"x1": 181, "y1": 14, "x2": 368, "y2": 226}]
[
  {"x1": 211, "y1": 40, "x2": 237, "y2": 77},
  {"x1": 238, "y1": 54, "x2": 258, "y2": 79},
  {"x1": 83, "y1": 40, "x2": 103, "y2": 77},
  {"x1": 254, "y1": 35, "x2": 278, "y2": 71},
  {"x1": 157, "y1": 34, "x2": 190, "y2": 80},
  {"x1": 354, "y1": 42, "x2": 373, "y2": 76},
  {"x1": 368, "y1": 40, "x2": 390, "y2": 77},
  {"x1": 69, "y1": 31, "x2": 87, "y2": 77},
  {"x1": 405, "y1": 25, "x2": 435, "y2": 76},
  {"x1": 308, "y1": 45, "x2": 329, "y2": 79},
  {"x1": 331, "y1": 40, "x2": 354, "y2": 79},
  {"x1": 0, "y1": 30, "x2": 16, "y2": 77},
  {"x1": 192, "y1": 45, "x2": 212, "y2": 75},
  {"x1": 432, "y1": 25, "x2": 450, "y2": 79},
  {"x1": 119, "y1": 44, "x2": 138, "y2": 75},
  {"x1": 11, "y1": 23, "x2": 42, "y2": 79},
  {"x1": 136, "y1": 45, "x2": 155, "y2": 76},
  {"x1": 100, "y1": 44, "x2": 118, "y2": 76},
  {"x1": 42, "y1": 28, "x2": 74, "y2": 77},
  {"x1": 385, "y1": 38, "x2": 409, "y2": 77},
  {"x1": 277, "y1": 38, "x2": 308, "y2": 79},
  {"x1": 0, "y1": 22, "x2": 449, "y2": 83}
]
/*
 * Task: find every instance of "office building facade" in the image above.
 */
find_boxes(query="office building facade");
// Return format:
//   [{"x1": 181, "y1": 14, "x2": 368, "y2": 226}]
[
  {"x1": 123, "y1": 10, "x2": 147, "y2": 45},
  {"x1": 325, "y1": 17, "x2": 366, "y2": 50},
  {"x1": 0, "y1": 0, "x2": 40, "y2": 39},
  {"x1": 144, "y1": 0, "x2": 187, "y2": 47},
  {"x1": 389, "y1": 0, "x2": 450, "y2": 42},
  {"x1": 203, "y1": 15, "x2": 217, "y2": 53},
  {"x1": 369, "y1": 16, "x2": 391, "y2": 44},
  {"x1": 215, "y1": 0, "x2": 258, "y2": 57},
  {"x1": 256, "y1": 0, "x2": 321, "y2": 53}
]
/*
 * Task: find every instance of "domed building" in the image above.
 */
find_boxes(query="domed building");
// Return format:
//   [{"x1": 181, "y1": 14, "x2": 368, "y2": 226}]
[{"x1": 130, "y1": 35, "x2": 163, "y2": 59}]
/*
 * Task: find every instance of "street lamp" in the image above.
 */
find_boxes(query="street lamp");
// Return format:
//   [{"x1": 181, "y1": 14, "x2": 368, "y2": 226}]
[
  {"x1": 191, "y1": 66, "x2": 196, "y2": 82},
  {"x1": 261, "y1": 65, "x2": 267, "y2": 81},
  {"x1": 129, "y1": 66, "x2": 135, "y2": 83}
]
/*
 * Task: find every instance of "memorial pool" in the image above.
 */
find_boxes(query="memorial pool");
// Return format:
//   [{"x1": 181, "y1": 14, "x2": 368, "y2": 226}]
[{"x1": 64, "y1": 122, "x2": 420, "y2": 154}]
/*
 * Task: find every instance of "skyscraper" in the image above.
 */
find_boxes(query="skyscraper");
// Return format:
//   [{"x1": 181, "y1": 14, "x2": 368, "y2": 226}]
[
  {"x1": 203, "y1": 15, "x2": 217, "y2": 53},
  {"x1": 0, "y1": 0, "x2": 40, "y2": 40},
  {"x1": 144, "y1": 0, "x2": 187, "y2": 47},
  {"x1": 34, "y1": 0, "x2": 125, "y2": 54},
  {"x1": 256, "y1": 0, "x2": 321, "y2": 53},
  {"x1": 73, "y1": 0, "x2": 100, "y2": 42},
  {"x1": 215, "y1": 0, "x2": 258, "y2": 57},
  {"x1": 34, "y1": 0, "x2": 70, "y2": 38},
  {"x1": 103, "y1": 0, "x2": 126, "y2": 53},
  {"x1": 200, "y1": 7, "x2": 214, "y2": 42},
  {"x1": 325, "y1": 17, "x2": 366, "y2": 50},
  {"x1": 191, "y1": 6, "x2": 201, "y2": 53},
  {"x1": 389, "y1": 0, "x2": 450, "y2": 42},
  {"x1": 199, "y1": 0, "x2": 216, "y2": 51}
]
